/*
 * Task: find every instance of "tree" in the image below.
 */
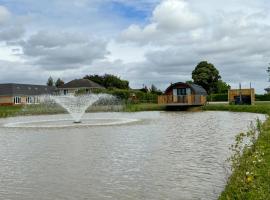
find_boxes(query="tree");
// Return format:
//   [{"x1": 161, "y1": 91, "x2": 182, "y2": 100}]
[
  {"x1": 185, "y1": 80, "x2": 194, "y2": 84},
  {"x1": 140, "y1": 85, "x2": 149, "y2": 93},
  {"x1": 47, "y1": 76, "x2": 54, "y2": 86},
  {"x1": 84, "y1": 74, "x2": 129, "y2": 89},
  {"x1": 55, "y1": 78, "x2": 65, "y2": 87},
  {"x1": 150, "y1": 84, "x2": 162, "y2": 95},
  {"x1": 192, "y1": 61, "x2": 221, "y2": 94},
  {"x1": 216, "y1": 80, "x2": 231, "y2": 93}
]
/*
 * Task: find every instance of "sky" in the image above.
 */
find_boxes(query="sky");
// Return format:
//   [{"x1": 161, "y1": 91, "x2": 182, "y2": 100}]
[{"x1": 0, "y1": 0, "x2": 269, "y2": 93}]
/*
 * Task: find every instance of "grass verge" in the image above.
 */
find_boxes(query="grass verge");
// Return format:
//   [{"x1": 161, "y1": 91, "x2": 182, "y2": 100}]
[
  {"x1": 203, "y1": 104, "x2": 270, "y2": 114},
  {"x1": 203, "y1": 103, "x2": 270, "y2": 199}
]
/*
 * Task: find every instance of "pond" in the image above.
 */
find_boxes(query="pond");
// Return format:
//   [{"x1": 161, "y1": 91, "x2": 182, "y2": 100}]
[{"x1": 0, "y1": 111, "x2": 266, "y2": 200}]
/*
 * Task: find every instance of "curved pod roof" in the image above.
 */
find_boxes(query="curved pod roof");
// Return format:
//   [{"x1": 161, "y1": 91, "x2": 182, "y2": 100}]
[{"x1": 165, "y1": 82, "x2": 207, "y2": 95}]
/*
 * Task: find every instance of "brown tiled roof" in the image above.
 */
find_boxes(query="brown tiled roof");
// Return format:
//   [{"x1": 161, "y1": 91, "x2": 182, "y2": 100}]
[{"x1": 59, "y1": 79, "x2": 104, "y2": 89}]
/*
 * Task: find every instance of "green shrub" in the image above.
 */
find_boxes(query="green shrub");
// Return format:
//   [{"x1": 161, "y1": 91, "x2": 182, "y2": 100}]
[
  {"x1": 207, "y1": 93, "x2": 228, "y2": 101},
  {"x1": 255, "y1": 94, "x2": 270, "y2": 101}
]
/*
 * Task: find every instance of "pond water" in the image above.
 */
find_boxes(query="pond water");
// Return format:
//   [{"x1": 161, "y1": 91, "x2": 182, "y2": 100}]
[{"x1": 0, "y1": 111, "x2": 266, "y2": 200}]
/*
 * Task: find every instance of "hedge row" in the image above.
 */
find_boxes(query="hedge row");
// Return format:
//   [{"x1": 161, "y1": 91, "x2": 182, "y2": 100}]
[
  {"x1": 207, "y1": 93, "x2": 228, "y2": 102},
  {"x1": 255, "y1": 94, "x2": 270, "y2": 101},
  {"x1": 92, "y1": 88, "x2": 158, "y2": 103}
]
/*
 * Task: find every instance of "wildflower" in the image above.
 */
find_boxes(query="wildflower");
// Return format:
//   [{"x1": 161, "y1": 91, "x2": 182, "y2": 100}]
[
  {"x1": 246, "y1": 171, "x2": 250, "y2": 175},
  {"x1": 246, "y1": 176, "x2": 253, "y2": 183}
]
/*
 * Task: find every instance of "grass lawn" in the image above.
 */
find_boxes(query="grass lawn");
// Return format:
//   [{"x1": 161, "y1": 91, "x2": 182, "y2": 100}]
[
  {"x1": 0, "y1": 105, "x2": 22, "y2": 118},
  {"x1": 203, "y1": 103, "x2": 270, "y2": 114}
]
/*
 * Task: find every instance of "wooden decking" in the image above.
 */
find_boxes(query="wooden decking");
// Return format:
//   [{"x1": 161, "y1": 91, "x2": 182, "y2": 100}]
[{"x1": 158, "y1": 95, "x2": 207, "y2": 106}]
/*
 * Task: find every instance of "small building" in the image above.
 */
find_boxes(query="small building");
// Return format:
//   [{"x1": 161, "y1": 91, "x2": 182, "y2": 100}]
[
  {"x1": 158, "y1": 82, "x2": 207, "y2": 106},
  {"x1": 57, "y1": 79, "x2": 104, "y2": 95},
  {"x1": 0, "y1": 83, "x2": 55, "y2": 106},
  {"x1": 228, "y1": 88, "x2": 255, "y2": 105}
]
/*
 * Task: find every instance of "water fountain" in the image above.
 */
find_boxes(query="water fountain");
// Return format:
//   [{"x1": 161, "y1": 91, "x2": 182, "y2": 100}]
[
  {"x1": 2, "y1": 93, "x2": 139, "y2": 128},
  {"x1": 48, "y1": 94, "x2": 112, "y2": 123}
]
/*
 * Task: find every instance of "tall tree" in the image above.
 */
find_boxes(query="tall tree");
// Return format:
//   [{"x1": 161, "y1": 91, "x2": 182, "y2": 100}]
[
  {"x1": 84, "y1": 74, "x2": 129, "y2": 89},
  {"x1": 192, "y1": 61, "x2": 221, "y2": 94},
  {"x1": 216, "y1": 80, "x2": 231, "y2": 93},
  {"x1": 47, "y1": 76, "x2": 54, "y2": 86},
  {"x1": 55, "y1": 78, "x2": 65, "y2": 87}
]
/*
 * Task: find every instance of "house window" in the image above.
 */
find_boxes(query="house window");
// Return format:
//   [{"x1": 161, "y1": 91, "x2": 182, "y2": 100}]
[
  {"x1": 13, "y1": 96, "x2": 21, "y2": 104},
  {"x1": 33, "y1": 96, "x2": 40, "y2": 104},
  {"x1": 26, "y1": 96, "x2": 33, "y2": 104}
]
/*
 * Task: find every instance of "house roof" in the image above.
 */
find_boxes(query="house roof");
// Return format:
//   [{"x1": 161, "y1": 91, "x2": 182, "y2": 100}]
[
  {"x1": 165, "y1": 82, "x2": 207, "y2": 95},
  {"x1": 58, "y1": 79, "x2": 104, "y2": 89},
  {"x1": 0, "y1": 83, "x2": 55, "y2": 96}
]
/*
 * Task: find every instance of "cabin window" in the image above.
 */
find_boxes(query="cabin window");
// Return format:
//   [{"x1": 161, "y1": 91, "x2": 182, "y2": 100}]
[
  {"x1": 13, "y1": 96, "x2": 21, "y2": 104},
  {"x1": 177, "y1": 88, "x2": 187, "y2": 95}
]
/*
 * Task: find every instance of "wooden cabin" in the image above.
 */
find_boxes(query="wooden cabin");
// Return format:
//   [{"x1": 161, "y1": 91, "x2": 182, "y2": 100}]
[
  {"x1": 158, "y1": 82, "x2": 207, "y2": 107},
  {"x1": 228, "y1": 88, "x2": 255, "y2": 105}
]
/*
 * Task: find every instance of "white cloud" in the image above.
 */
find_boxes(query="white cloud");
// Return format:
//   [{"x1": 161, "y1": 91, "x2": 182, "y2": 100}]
[
  {"x1": 153, "y1": 0, "x2": 202, "y2": 31},
  {"x1": 120, "y1": 0, "x2": 203, "y2": 44},
  {"x1": 0, "y1": 6, "x2": 10, "y2": 24},
  {"x1": 0, "y1": 0, "x2": 269, "y2": 93},
  {"x1": 21, "y1": 31, "x2": 109, "y2": 70}
]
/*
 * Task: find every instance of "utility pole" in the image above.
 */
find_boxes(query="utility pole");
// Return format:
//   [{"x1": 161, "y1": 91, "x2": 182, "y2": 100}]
[{"x1": 239, "y1": 83, "x2": 242, "y2": 104}]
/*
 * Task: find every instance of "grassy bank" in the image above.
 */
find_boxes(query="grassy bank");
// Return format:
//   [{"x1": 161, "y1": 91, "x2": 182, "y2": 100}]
[
  {"x1": 203, "y1": 103, "x2": 270, "y2": 114},
  {"x1": 219, "y1": 117, "x2": 270, "y2": 199},
  {"x1": 0, "y1": 106, "x2": 22, "y2": 118},
  {"x1": 203, "y1": 103, "x2": 270, "y2": 199}
]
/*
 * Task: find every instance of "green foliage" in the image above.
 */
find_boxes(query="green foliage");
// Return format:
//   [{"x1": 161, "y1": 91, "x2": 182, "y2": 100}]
[
  {"x1": 55, "y1": 78, "x2": 65, "y2": 87},
  {"x1": 207, "y1": 93, "x2": 228, "y2": 101},
  {"x1": 84, "y1": 74, "x2": 129, "y2": 89},
  {"x1": 0, "y1": 106, "x2": 22, "y2": 118},
  {"x1": 203, "y1": 104, "x2": 270, "y2": 114},
  {"x1": 217, "y1": 80, "x2": 231, "y2": 93},
  {"x1": 47, "y1": 76, "x2": 54, "y2": 86},
  {"x1": 86, "y1": 88, "x2": 158, "y2": 103},
  {"x1": 185, "y1": 80, "x2": 194, "y2": 84},
  {"x1": 256, "y1": 94, "x2": 270, "y2": 101},
  {"x1": 150, "y1": 84, "x2": 163, "y2": 95},
  {"x1": 192, "y1": 61, "x2": 221, "y2": 94}
]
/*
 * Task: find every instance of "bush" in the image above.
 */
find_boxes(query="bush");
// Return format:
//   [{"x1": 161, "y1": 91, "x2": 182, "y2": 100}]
[
  {"x1": 255, "y1": 94, "x2": 270, "y2": 101},
  {"x1": 207, "y1": 93, "x2": 228, "y2": 101},
  {"x1": 92, "y1": 88, "x2": 158, "y2": 103}
]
